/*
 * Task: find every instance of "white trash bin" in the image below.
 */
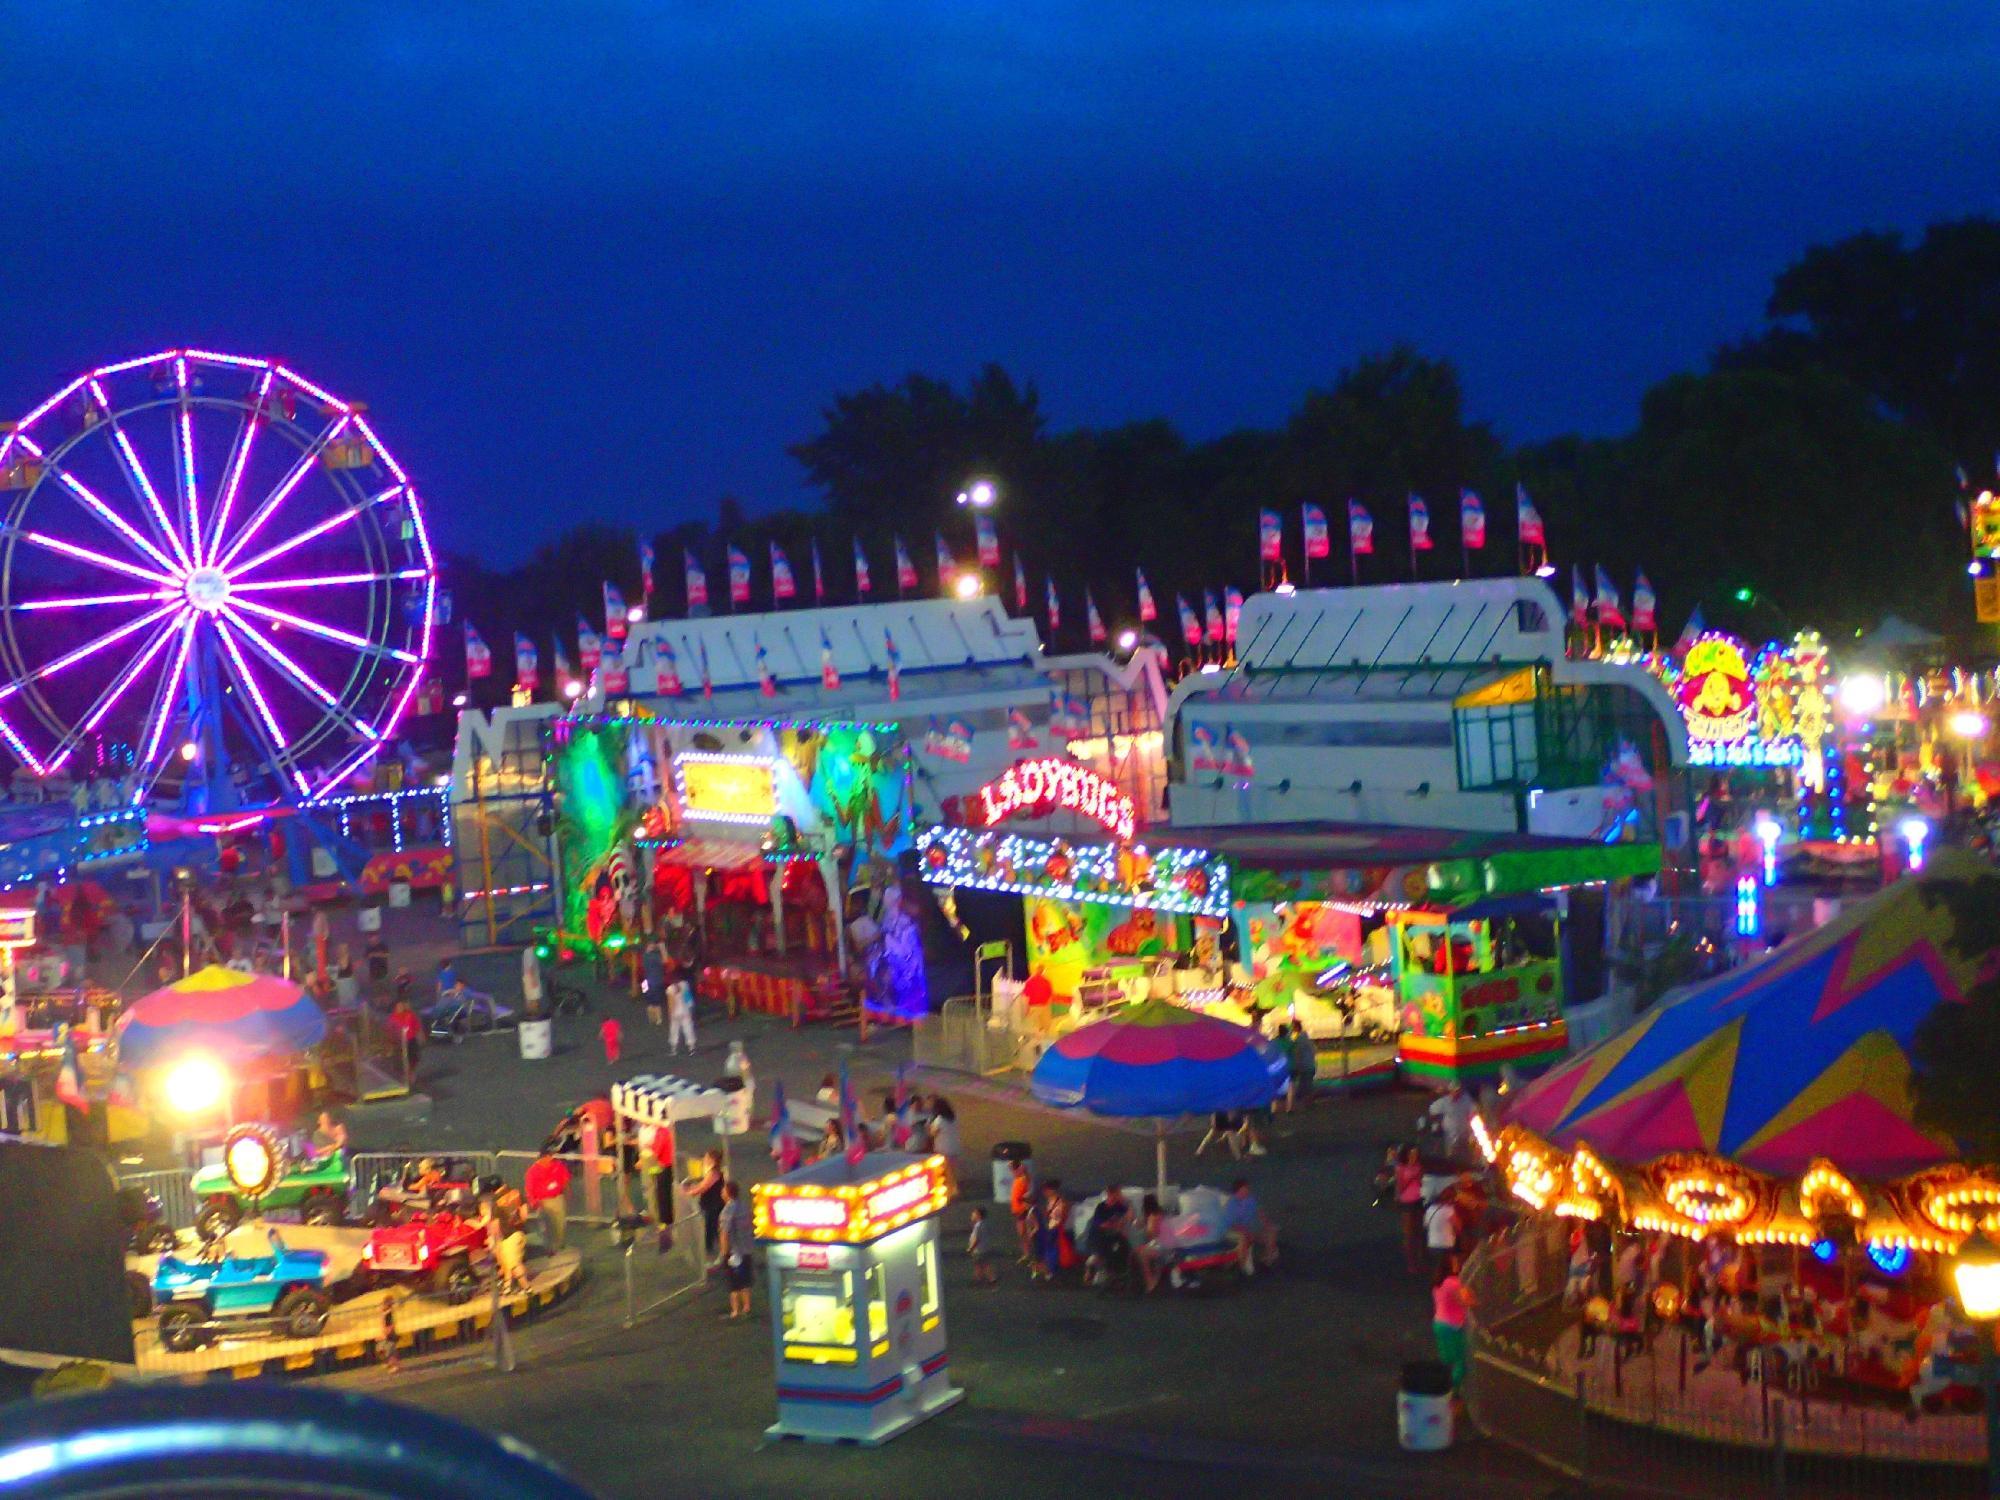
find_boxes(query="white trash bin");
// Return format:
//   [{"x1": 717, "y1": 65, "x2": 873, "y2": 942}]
[
  {"x1": 1396, "y1": 1388, "x2": 1452, "y2": 1450},
  {"x1": 518, "y1": 1018, "x2": 553, "y2": 1061}
]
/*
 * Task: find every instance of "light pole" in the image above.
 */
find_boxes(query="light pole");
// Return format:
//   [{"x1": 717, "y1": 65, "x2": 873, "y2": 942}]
[{"x1": 1952, "y1": 1229, "x2": 2000, "y2": 1497}]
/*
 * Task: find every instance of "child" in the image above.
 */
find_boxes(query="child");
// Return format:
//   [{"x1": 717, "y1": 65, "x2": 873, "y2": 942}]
[
  {"x1": 599, "y1": 1014, "x2": 623, "y2": 1066},
  {"x1": 968, "y1": 1206, "x2": 996, "y2": 1286}
]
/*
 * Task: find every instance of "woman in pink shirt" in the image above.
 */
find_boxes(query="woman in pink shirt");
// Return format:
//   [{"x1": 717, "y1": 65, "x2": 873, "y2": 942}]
[
  {"x1": 1394, "y1": 1147, "x2": 1425, "y2": 1274},
  {"x1": 1432, "y1": 1255, "x2": 1473, "y2": 1390}
]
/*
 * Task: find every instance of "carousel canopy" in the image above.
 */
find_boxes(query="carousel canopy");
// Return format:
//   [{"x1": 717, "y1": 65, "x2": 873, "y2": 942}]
[
  {"x1": 1507, "y1": 855, "x2": 1998, "y2": 1182},
  {"x1": 115, "y1": 966, "x2": 325, "y2": 1071}
]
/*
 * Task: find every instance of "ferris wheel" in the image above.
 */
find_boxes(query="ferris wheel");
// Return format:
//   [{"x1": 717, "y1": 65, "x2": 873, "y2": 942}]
[{"x1": 0, "y1": 351, "x2": 436, "y2": 809}]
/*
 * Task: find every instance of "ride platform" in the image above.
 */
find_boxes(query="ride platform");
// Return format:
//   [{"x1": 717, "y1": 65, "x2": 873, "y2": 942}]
[{"x1": 128, "y1": 1223, "x2": 582, "y2": 1382}]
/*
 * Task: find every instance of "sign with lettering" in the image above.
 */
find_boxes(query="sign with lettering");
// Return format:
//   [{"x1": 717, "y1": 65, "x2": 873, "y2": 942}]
[{"x1": 974, "y1": 757, "x2": 1138, "y2": 843}]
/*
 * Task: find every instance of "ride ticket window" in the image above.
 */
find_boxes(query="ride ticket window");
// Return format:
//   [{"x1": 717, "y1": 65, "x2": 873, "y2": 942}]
[
  {"x1": 918, "y1": 1240, "x2": 940, "y2": 1329},
  {"x1": 865, "y1": 1263, "x2": 888, "y2": 1352},
  {"x1": 779, "y1": 1268, "x2": 857, "y2": 1364}
]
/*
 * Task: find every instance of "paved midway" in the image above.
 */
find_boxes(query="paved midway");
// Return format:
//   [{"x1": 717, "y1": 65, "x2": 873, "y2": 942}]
[{"x1": 323, "y1": 939, "x2": 1611, "y2": 1499}]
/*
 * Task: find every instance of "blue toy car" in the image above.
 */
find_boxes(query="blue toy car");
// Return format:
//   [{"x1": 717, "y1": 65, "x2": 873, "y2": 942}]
[{"x1": 151, "y1": 1228, "x2": 333, "y2": 1351}]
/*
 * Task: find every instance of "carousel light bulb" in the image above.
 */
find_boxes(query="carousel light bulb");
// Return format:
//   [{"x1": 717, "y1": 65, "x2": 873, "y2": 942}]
[
  {"x1": 626, "y1": 605, "x2": 645, "y2": 624},
  {"x1": 1838, "y1": 674, "x2": 1886, "y2": 715},
  {"x1": 1953, "y1": 1231, "x2": 2000, "y2": 1322},
  {"x1": 179, "y1": 741, "x2": 198, "y2": 762},
  {"x1": 1116, "y1": 629, "x2": 1138, "y2": 652}
]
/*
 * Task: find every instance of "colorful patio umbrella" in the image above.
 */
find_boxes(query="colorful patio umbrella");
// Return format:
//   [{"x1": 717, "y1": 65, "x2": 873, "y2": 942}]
[
  {"x1": 114, "y1": 966, "x2": 325, "y2": 1072},
  {"x1": 1031, "y1": 998, "x2": 1288, "y2": 1189},
  {"x1": 1506, "y1": 854, "x2": 1994, "y2": 1183}
]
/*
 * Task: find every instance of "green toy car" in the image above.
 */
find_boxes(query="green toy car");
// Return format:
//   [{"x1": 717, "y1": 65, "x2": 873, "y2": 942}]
[{"x1": 191, "y1": 1125, "x2": 350, "y2": 1241}]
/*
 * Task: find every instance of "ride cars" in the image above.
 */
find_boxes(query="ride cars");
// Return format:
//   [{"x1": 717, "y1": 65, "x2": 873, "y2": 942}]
[
  {"x1": 190, "y1": 1125, "x2": 348, "y2": 1239},
  {"x1": 149, "y1": 1228, "x2": 332, "y2": 1351},
  {"x1": 358, "y1": 1210, "x2": 490, "y2": 1303}
]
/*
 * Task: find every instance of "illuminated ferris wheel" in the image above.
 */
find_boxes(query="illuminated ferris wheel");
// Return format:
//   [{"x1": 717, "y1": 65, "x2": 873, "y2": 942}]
[{"x1": 0, "y1": 351, "x2": 436, "y2": 809}]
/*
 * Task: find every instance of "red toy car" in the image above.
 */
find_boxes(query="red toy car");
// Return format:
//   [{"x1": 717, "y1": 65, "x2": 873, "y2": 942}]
[{"x1": 358, "y1": 1211, "x2": 490, "y2": 1303}]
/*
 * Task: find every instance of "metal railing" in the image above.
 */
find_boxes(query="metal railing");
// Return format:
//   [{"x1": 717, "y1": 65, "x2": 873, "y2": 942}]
[
  {"x1": 118, "y1": 1166, "x2": 203, "y2": 1232},
  {"x1": 346, "y1": 1151, "x2": 502, "y2": 1209},
  {"x1": 1463, "y1": 1223, "x2": 1993, "y2": 1497},
  {"x1": 913, "y1": 996, "x2": 1018, "y2": 1076}
]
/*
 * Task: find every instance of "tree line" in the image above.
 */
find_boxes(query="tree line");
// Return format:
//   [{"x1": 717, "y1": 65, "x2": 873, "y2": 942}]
[{"x1": 441, "y1": 216, "x2": 2000, "y2": 701}]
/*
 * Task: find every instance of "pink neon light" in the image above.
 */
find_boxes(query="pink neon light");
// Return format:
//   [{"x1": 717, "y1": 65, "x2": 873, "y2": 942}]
[
  {"x1": 222, "y1": 606, "x2": 376, "y2": 736},
  {"x1": 206, "y1": 368, "x2": 270, "y2": 565},
  {"x1": 0, "y1": 706, "x2": 45, "y2": 776},
  {"x1": 89, "y1": 351, "x2": 178, "y2": 379},
  {"x1": 18, "y1": 530, "x2": 175, "y2": 587},
  {"x1": 96, "y1": 383, "x2": 191, "y2": 572},
  {"x1": 230, "y1": 483, "x2": 404, "y2": 578},
  {"x1": 46, "y1": 619, "x2": 182, "y2": 773},
  {"x1": 139, "y1": 616, "x2": 197, "y2": 772},
  {"x1": 348, "y1": 413, "x2": 406, "y2": 485},
  {"x1": 14, "y1": 374, "x2": 92, "y2": 432},
  {"x1": 274, "y1": 365, "x2": 351, "y2": 414},
  {"x1": 313, "y1": 742, "x2": 387, "y2": 804},
  {"x1": 230, "y1": 569, "x2": 428, "y2": 594},
  {"x1": 215, "y1": 412, "x2": 354, "y2": 571},
  {"x1": 16, "y1": 436, "x2": 184, "y2": 578},
  {"x1": 0, "y1": 603, "x2": 180, "y2": 703},
  {"x1": 214, "y1": 616, "x2": 307, "y2": 795},
  {"x1": 180, "y1": 350, "x2": 271, "y2": 370},
  {"x1": 14, "y1": 588, "x2": 175, "y2": 611},
  {"x1": 230, "y1": 596, "x2": 420, "y2": 662},
  {"x1": 177, "y1": 401, "x2": 201, "y2": 563}
]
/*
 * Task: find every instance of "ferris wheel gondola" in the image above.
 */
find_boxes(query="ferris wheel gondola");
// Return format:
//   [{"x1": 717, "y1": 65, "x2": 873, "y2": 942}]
[{"x1": 0, "y1": 351, "x2": 435, "y2": 809}]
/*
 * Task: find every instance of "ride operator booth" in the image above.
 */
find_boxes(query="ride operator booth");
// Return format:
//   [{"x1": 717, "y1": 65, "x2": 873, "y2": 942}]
[{"x1": 751, "y1": 1151, "x2": 962, "y2": 1443}]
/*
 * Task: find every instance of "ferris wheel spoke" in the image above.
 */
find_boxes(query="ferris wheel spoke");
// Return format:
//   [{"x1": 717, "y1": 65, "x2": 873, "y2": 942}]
[
  {"x1": 13, "y1": 587, "x2": 178, "y2": 612},
  {"x1": 90, "y1": 379, "x2": 194, "y2": 573},
  {"x1": 227, "y1": 596, "x2": 422, "y2": 664},
  {"x1": 231, "y1": 568, "x2": 429, "y2": 595},
  {"x1": 221, "y1": 606, "x2": 377, "y2": 737},
  {"x1": 229, "y1": 483, "x2": 407, "y2": 579},
  {"x1": 0, "y1": 601, "x2": 181, "y2": 706},
  {"x1": 42, "y1": 613, "x2": 184, "y2": 774},
  {"x1": 134, "y1": 614, "x2": 199, "y2": 781},
  {"x1": 203, "y1": 367, "x2": 273, "y2": 566},
  {"x1": 213, "y1": 614, "x2": 310, "y2": 798},
  {"x1": 14, "y1": 435, "x2": 187, "y2": 579},
  {"x1": 7, "y1": 528, "x2": 179, "y2": 587},
  {"x1": 214, "y1": 412, "x2": 354, "y2": 573}
]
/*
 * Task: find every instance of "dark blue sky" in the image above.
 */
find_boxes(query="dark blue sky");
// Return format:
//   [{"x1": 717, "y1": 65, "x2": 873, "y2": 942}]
[{"x1": 5, "y1": 2, "x2": 1996, "y2": 562}]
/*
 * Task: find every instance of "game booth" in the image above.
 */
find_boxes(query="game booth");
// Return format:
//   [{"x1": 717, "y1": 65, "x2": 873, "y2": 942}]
[
  {"x1": 546, "y1": 710, "x2": 922, "y2": 1023},
  {"x1": 752, "y1": 1151, "x2": 961, "y2": 1443},
  {"x1": 1196, "y1": 822, "x2": 1663, "y2": 1086},
  {"x1": 1487, "y1": 852, "x2": 2000, "y2": 1443}
]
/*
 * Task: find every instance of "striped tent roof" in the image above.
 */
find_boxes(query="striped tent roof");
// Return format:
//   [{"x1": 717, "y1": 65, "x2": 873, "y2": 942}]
[{"x1": 1506, "y1": 853, "x2": 2000, "y2": 1181}]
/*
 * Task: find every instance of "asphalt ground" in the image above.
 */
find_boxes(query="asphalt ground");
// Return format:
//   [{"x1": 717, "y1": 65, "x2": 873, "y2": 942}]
[{"x1": 321, "y1": 937, "x2": 1610, "y2": 1499}]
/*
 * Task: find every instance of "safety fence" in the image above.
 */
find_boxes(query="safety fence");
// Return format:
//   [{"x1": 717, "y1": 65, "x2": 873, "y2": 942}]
[
  {"x1": 118, "y1": 1166, "x2": 204, "y2": 1233},
  {"x1": 1463, "y1": 1223, "x2": 1993, "y2": 1497},
  {"x1": 913, "y1": 996, "x2": 1027, "y2": 1077}
]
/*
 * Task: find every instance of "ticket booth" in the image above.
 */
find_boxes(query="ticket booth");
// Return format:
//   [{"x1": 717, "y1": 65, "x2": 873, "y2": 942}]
[{"x1": 751, "y1": 1151, "x2": 963, "y2": 1444}]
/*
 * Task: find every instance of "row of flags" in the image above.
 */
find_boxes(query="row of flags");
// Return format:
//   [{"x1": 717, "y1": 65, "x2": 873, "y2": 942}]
[
  {"x1": 1262, "y1": 486, "x2": 1546, "y2": 565},
  {"x1": 1569, "y1": 566, "x2": 1658, "y2": 635}
]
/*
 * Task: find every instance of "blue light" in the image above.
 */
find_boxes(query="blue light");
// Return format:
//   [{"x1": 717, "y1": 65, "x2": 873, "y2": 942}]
[
  {"x1": 1810, "y1": 1238, "x2": 1838, "y2": 1264},
  {"x1": 1866, "y1": 1242, "x2": 1911, "y2": 1276}
]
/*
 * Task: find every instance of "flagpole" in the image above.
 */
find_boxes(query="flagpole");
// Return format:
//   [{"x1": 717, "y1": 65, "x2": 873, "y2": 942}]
[
  {"x1": 1350, "y1": 530, "x2": 1359, "y2": 587},
  {"x1": 1301, "y1": 505, "x2": 1311, "y2": 589}
]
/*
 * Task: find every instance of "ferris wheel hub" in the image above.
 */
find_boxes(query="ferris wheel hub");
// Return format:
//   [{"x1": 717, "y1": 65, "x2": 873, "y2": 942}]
[{"x1": 183, "y1": 567, "x2": 231, "y2": 614}]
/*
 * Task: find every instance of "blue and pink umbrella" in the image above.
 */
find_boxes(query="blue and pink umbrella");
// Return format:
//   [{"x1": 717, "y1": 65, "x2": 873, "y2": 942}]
[
  {"x1": 1031, "y1": 998, "x2": 1288, "y2": 1188},
  {"x1": 115, "y1": 965, "x2": 325, "y2": 1072}
]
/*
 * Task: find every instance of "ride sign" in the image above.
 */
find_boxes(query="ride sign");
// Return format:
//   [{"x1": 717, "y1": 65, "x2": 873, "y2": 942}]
[
  {"x1": 1675, "y1": 634, "x2": 1756, "y2": 744},
  {"x1": 973, "y1": 757, "x2": 1138, "y2": 843}
]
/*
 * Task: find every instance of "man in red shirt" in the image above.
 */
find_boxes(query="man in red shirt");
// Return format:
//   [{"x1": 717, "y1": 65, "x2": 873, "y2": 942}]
[
  {"x1": 387, "y1": 999, "x2": 423, "y2": 1078},
  {"x1": 524, "y1": 1151, "x2": 572, "y2": 1252}
]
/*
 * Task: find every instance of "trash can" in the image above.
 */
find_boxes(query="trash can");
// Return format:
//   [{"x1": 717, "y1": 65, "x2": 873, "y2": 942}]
[
  {"x1": 713, "y1": 1074, "x2": 751, "y2": 1136},
  {"x1": 991, "y1": 1141, "x2": 1032, "y2": 1202},
  {"x1": 518, "y1": 1018, "x2": 552, "y2": 1061},
  {"x1": 1396, "y1": 1359, "x2": 1453, "y2": 1451}
]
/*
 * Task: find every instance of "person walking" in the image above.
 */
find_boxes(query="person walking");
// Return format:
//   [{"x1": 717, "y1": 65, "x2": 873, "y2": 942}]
[
  {"x1": 1432, "y1": 1255, "x2": 1473, "y2": 1391},
  {"x1": 599, "y1": 1013, "x2": 623, "y2": 1067},
  {"x1": 524, "y1": 1150, "x2": 571, "y2": 1253},
  {"x1": 520, "y1": 944, "x2": 545, "y2": 1017},
  {"x1": 641, "y1": 941, "x2": 667, "y2": 1026},
  {"x1": 927, "y1": 1095, "x2": 962, "y2": 1198},
  {"x1": 667, "y1": 969, "x2": 697, "y2": 1055},
  {"x1": 1288, "y1": 1020, "x2": 1316, "y2": 1106},
  {"x1": 1009, "y1": 1158, "x2": 1035, "y2": 1264},
  {"x1": 1423, "y1": 1189, "x2": 1461, "y2": 1279},
  {"x1": 1270, "y1": 1023, "x2": 1297, "y2": 1112},
  {"x1": 1395, "y1": 1146, "x2": 1426, "y2": 1274},
  {"x1": 718, "y1": 1180, "x2": 754, "y2": 1321}
]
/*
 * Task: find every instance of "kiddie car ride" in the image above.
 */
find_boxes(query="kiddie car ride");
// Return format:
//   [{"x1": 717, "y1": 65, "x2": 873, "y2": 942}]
[
  {"x1": 150, "y1": 1228, "x2": 332, "y2": 1351},
  {"x1": 359, "y1": 1210, "x2": 490, "y2": 1303},
  {"x1": 191, "y1": 1125, "x2": 349, "y2": 1240},
  {"x1": 369, "y1": 1156, "x2": 481, "y2": 1225}
]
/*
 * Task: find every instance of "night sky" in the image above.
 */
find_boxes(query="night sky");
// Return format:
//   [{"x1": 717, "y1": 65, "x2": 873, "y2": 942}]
[{"x1": 5, "y1": 3, "x2": 1996, "y2": 562}]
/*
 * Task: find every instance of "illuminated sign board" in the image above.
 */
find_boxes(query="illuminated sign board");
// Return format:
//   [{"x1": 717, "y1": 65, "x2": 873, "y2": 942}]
[
  {"x1": 1675, "y1": 635, "x2": 1755, "y2": 744},
  {"x1": 674, "y1": 752, "x2": 780, "y2": 826},
  {"x1": 974, "y1": 756, "x2": 1137, "y2": 843},
  {"x1": 752, "y1": 1157, "x2": 951, "y2": 1244},
  {"x1": 1974, "y1": 491, "x2": 2000, "y2": 561}
]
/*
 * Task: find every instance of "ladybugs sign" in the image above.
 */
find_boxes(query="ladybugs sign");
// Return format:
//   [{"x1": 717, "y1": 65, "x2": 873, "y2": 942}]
[{"x1": 974, "y1": 757, "x2": 1138, "y2": 843}]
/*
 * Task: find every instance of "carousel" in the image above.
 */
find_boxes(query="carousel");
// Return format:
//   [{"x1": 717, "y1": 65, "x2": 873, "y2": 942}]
[{"x1": 1488, "y1": 852, "x2": 2000, "y2": 1440}]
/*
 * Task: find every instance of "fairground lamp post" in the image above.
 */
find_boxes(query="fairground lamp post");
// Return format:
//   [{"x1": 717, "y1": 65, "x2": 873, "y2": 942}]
[{"x1": 1951, "y1": 1228, "x2": 2000, "y2": 1496}]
